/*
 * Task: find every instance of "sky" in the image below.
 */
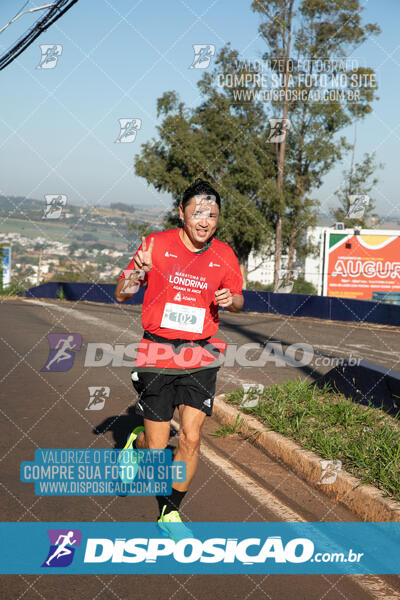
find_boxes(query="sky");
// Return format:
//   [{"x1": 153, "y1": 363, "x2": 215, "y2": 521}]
[{"x1": 0, "y1": 0, "x2": 399, "y2": 221}]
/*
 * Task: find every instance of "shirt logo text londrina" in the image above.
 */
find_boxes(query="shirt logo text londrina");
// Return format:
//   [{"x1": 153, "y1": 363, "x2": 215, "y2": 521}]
[{"x1": 168, "y1": 275, "x2": 208, "y2": 289}]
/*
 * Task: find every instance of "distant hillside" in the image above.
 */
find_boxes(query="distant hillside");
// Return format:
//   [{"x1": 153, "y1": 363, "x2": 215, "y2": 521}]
[
  {"x1": 0, "y1": 195, "x2": 43, "y2": 211},
  {"x1": 0, "y1": 194, "x2": 165, "y2": 211}
]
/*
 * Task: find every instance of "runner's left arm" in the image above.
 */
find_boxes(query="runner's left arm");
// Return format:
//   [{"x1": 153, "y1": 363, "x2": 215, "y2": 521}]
[{"x1": 215, "y1": 248, "x2": 244, "y2": 313}]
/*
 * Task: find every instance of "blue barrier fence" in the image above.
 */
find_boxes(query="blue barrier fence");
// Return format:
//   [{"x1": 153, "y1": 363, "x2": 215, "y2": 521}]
[
  {"x1": 24, "y1": 281, "x2": 145, "y2": 305},
  {"x1": 23, "y1": 282, "x2": 400, "y2": 327}
]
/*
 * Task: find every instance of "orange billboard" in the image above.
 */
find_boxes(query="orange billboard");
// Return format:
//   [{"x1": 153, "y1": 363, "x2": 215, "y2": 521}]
[{"x1": 323, "y1": 230, "x2": 400, "y2": 300}]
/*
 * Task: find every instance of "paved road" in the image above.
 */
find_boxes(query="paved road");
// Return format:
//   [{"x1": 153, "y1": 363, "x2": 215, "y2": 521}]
[{"x1": 1, "y1": 298, "x2": 399, "y2": 600}]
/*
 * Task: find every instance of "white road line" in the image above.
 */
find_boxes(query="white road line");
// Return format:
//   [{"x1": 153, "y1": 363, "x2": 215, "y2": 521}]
[
  {"x1": 173, "y1": 430, "x2": 400, "y2": 599},
  {"x1": 200, "y1": 433, "x2": 304, "y2": 522},
  {"x1": 23, "y1": 298, "x2": 142, "y2": 337}
]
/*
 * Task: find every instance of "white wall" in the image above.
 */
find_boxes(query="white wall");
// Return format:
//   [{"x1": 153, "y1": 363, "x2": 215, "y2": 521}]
[
  {"x1": 304, "y1": 226, "x2": 325, "y2": 292},
  {"x1": 247, "y1": 248, "x2": 291, "y2": 285}
]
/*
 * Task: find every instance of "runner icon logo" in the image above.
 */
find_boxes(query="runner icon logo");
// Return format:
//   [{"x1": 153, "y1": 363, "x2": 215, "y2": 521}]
[
  {"x1": 42, "y1": 529, "x2": 81, "y2": 567},
  {"x1": 240, "y1": 383, "x2": 264, "y2": 408},
  {"x1": 189, "y1": 44, "x2": 216, "y2": 69},
  {"x1": 41, "y1": 334, "x2": 82, "y2": 372},
  {"x1": 173, "y1": 292, "x2": 182, "y2": 302},
  {"x1": 43, "y1": 194, "x2": 67, "y2": 219},
  {"x1": 317, "y1": 459, "x2": 342, "y2": 485},
  {"x1": 268, "y1": 118, "x2": 290, "y2": 143},
  {"x1": 37, "y1": 44, "x2": 63, "y2": 69},
  {"x1": 346, "y1": 194, "x2": 370, "y2": 219},
  {"x1": 86, "y1": 386, "x2": 110, "y2": 411},
  {"x1": 115, "y1": 118, "x2": 142, "y2": 143}
]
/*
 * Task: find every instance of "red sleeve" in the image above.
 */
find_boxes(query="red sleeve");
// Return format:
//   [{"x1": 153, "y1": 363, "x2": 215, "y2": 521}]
[
  {"x1": 220, "y1": 247, "x2": 243, "y2": 295},
  {"x1": 118, "y1": 241, "x2": 148, "y2": 286}
]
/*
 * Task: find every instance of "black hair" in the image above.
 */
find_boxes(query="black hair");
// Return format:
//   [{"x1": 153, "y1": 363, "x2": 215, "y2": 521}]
[{"x1": 181, "y1": 179, "x2": 221, "y2": 211}]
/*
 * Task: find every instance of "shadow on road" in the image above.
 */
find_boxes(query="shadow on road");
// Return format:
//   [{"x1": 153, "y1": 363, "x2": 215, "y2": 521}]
[
  {"x1": 221, "y1": 318, "x2": 326, "y2": 382},
  {"x1": 92, "y1": 406, "x2": 178, "y2": 450}
]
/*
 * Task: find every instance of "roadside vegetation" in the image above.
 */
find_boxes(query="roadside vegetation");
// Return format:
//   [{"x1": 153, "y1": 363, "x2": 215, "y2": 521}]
[{"x1": 222, "y1": 379, "x2": 400, "y2": 501}]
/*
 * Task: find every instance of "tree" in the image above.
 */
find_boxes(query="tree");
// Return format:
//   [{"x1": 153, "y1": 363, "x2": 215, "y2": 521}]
[
  {"x1": 252, "y1": 0, "x2": 380, "y2": 289},
  {"x1": 134, "y1": 48, "x2": 275, "y2": 282},
  {"x1": 126, "y1": 221, "x2": 154, "y2": 239},
  {"x1": 51, "y1": 263, "x2": 99, "y2": 283},
  {"x1": 331, "y1": 151, "x2": 382, "y2": 228},
  {"x1": 110, "y1": 202, "x2": 136, "y2": 213}
]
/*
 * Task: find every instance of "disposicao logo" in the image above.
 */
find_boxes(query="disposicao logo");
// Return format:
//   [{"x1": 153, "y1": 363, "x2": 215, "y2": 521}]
[
  {"x1": 83, "y1": 536, "x2": 314, "y2": 564},
  {"x1": 41, "y1": 334, "x2": 82, "y2": 372},
  {"x1": 42, "y1": 529, "x2": 82, "y2": 567}
]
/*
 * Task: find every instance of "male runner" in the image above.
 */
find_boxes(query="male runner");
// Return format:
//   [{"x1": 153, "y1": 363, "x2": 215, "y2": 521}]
[{"x1": 114, "y1": 179, "x2": 243, "y2": 533}]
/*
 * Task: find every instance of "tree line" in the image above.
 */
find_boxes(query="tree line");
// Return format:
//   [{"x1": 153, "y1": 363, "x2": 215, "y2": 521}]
[{"x1": 133, "y1": 0, "x2": 382, "y2": 290}]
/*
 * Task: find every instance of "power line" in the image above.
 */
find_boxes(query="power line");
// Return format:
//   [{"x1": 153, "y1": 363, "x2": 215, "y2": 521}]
[
  {"x1": 0, "y1": 3, "x2": 56, "y2": 35},
  {"x1": 0, "y1": 0, "x2": 79, "y2": 71}
]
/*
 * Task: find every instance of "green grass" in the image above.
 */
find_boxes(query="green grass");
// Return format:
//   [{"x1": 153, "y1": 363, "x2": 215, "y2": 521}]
[
  {"x1": 211, "y1": 414, "x2": 245, "y2": 438},
  {"x1": 0, "y1": 281, "x2": 25, "y2": 296},
  {"x1": 0, "y1": 217, "x2": 122, "y2": 244},
  {"x1": 56, "y1": 285, "x2": 66, "y2": 300},
  {"x1": 224, "y1": 379, "x2": 400, "y2": 501}
]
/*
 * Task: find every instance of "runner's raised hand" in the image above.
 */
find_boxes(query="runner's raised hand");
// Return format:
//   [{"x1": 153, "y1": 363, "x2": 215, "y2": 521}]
[{"x1": 134, "y1": 236, "x2": 154, "y2": 272}]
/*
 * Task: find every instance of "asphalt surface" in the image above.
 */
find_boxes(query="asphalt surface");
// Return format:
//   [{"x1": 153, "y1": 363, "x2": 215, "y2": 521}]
[{"x1": 1, "y1": 297, "x2": 399, "y2": 600}]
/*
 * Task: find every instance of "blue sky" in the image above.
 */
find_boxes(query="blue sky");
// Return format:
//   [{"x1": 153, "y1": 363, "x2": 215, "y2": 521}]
[{"x1": 0, "y1": 0, "x2": 399, "y2": 220}]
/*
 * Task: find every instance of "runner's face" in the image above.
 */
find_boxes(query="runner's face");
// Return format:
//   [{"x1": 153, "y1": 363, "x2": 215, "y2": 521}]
[{"x1": 179, "y1": 196, "x2": 219, "y2": 244}]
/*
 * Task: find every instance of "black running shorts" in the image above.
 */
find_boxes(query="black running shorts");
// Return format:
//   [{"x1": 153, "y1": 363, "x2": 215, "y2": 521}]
[{"x1": 131, "y1": 367, "x2": 219, "y2": 422}]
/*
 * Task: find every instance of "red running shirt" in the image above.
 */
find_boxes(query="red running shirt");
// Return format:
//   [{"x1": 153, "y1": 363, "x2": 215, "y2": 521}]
[{"x1": 119, "y1": 228, "x2": 243, "y2": 341}]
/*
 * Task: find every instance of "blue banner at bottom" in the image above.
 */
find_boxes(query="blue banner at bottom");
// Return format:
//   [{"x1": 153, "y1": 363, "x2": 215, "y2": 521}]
[{"x1": 0, "y1": 522, "x2": 398, "y2": 574}]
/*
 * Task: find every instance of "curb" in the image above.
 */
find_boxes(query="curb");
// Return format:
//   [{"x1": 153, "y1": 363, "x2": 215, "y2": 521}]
[{"x1": 213, "y1": 394, "x2": 400, "y2": 522}]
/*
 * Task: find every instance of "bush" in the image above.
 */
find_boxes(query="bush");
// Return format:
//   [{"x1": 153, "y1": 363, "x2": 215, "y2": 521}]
[
  {"x1": 0, "y1": 281, "x2": 26, "y2": 296},
  {"x1": 292, "y1": 276, "x2": 317, "y2": 295},
  {"x1": 246, "y1": 276, "x2": 317, "y2": 295},
  {"x1": 246, "y1": 280, "x2": 273, "y2": 291}
]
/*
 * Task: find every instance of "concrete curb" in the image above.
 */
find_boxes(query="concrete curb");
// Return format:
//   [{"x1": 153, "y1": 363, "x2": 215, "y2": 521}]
[{"x1": 213, "y1": 394, "x2": 400, "y2": 522}]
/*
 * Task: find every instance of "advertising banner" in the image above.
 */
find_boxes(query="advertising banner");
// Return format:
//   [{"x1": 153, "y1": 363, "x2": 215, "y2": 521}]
[
  {"x1": 1, "y1": 244, "x2": 11, "y2": 287},
  {"x1": 323, "y1": 230, "x2": 400, "y2": 300}
]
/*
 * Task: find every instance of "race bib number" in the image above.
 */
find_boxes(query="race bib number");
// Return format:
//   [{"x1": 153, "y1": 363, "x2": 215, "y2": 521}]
[{"x1": 160, "y1": 302, "x2": 205, "y2": 334}]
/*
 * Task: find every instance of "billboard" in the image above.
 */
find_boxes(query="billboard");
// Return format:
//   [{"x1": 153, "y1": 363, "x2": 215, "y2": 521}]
[
  {"x1": 322, "y1": 230, "x2": 400, "y2": 300},
  {"x1": 1, "y1": 245, "x2": 11, "y2": 288}
]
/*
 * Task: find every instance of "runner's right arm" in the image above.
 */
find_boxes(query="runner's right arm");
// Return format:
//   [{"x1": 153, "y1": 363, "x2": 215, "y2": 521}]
[
  {"x1": 114, "y1": 270, "x2": 145, "y2": 302},
  {"x1": 114, "y1": 236, "x2": 154, "y2": 302}
]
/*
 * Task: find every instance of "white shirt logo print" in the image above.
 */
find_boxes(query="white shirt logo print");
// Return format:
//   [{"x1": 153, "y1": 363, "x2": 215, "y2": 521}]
[
  {"x1": 165, "y1": 251, "x2": 178, "y2": 258},
  {"x1": 208, "y1": 261, "x2": 220, "y2": 268}
]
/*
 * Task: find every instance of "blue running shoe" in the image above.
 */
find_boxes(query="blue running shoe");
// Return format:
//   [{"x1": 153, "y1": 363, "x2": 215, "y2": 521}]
[{"x1": 157, "y1": 505, "x2": 194, "y2": 542}]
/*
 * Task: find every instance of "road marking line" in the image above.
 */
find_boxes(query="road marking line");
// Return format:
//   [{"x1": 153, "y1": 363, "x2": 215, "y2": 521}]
[
  {"x1": 172, "y1": 418, "x2": 400, "y2": 600},
  {"x1": 23, "y1": 298, "x2": 142, "y2": 336}
]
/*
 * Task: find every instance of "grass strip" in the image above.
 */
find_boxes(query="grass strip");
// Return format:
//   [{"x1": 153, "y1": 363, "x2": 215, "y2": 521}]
[{"x1": 223, "y1": 379, "x2": 400, "y2": 501}]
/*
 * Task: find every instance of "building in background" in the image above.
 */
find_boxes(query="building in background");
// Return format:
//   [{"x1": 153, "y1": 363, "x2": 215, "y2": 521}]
[{"x1": 247, "y1": 248, "x2": 293, "y2": 287}]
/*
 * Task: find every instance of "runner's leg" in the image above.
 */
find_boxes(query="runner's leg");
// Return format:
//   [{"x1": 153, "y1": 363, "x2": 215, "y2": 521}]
[
  {"x1": 156, "y1": 404, "x2": 205, "y2": 516},
  {"x1": 173, "y1": 404, "x2": 206, "y2": 491},
  {"x1": 135, "y1": 418, "x2": 170, "y2": 449}
]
